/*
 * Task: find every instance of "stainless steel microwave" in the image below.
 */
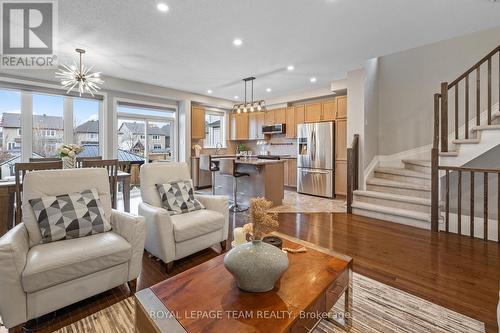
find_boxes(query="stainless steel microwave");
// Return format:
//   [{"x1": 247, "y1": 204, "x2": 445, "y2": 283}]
[{"x1": 262, "y1": 124, "x2": 286, "y2": 134}]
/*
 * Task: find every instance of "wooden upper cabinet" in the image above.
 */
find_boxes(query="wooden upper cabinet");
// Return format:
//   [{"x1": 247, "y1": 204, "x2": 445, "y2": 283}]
[
  {"x1": 264, "y1": 110, "x2": 275, "y2": 125},
  {"x1": 336, "y1": 119, "x2": 347, "y2": 161},
  {"x1": 322, "y1": 100, "x2": 337, "y2": 121},
  {"x1": 236, "y1": 113, "x2": 249, "y2": 140},
  {"x1": 229, "y1": 113, "x2": 237, "y2": 140},
  {"x1": 295, "y1": 105, "x2": 305, "y2": 125},
  {"x1": 191, "y1": 106, "x2": 206, "y2": 139},
  {"x1": 274, "y1": 108, "x2": 286, "y2": 124},
  {"x1": 248, "y1": 112, "x2": 265, "y2": 140},
  {"x1": 336, "y1": 96, "x2": 347, "y2": 119},
  {"x1": 305, "y1": 103, "x2": 322, "y2": 123},
  {"x1": 285, "y1": 107, "x2": 295, "y2": 139}
]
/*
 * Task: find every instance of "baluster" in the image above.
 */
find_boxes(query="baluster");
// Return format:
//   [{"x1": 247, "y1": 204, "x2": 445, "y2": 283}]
[
  {"x1": 488, "y1": 58, "x2": 492, "y2": 125},
  {"x1": 470, "y1": 171, "x2": 474, "y2": 238},
  {"x1": 476, "y1": 68, "x2": 481, "y2": 126},
  {"x1": 484, "y1": 172, "x2": 488, "y2": 241},
  {"x1": 458, "y1": 170, "x2": 462, "y2": 236},
  {"x1": 445, "y1": 170, "x2": 450, "y2": 232},
  {"x1": 455, "y1": 85, "x2": 458, "y2": 140},
  {"x1": 465, "y1": 76, "x2": 469, "y2": 139},
  {"x1": 441, "y1": 82, "x2": 449, "y2": 152},
  {"x1": 498, "y1": 173, "x2": 500, "y2": 243}
]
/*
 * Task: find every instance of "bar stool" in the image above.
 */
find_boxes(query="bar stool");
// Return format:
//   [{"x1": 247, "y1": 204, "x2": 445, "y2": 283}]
[
  {"x1": 199, "y1": 154, "x2": 220, "y2": 195},
  {"x1": 219, "y1": 159, "x2": 249, "y2": 212}
]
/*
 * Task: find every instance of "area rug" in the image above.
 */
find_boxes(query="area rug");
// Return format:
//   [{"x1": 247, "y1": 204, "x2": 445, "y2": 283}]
[{"x1": 54, "y1": 275, "x2": 484, "y2": 333}]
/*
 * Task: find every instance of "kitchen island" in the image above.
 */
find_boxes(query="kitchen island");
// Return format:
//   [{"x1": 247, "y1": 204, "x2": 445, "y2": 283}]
[{"x1": 211, "y1": 158, "x2": 285, "y2": 207}]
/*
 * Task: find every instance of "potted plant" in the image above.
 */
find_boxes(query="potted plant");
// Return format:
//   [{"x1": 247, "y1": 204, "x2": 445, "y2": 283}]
[{"x1": 224, "y1": 198, "x2": 289, "y2": 292}]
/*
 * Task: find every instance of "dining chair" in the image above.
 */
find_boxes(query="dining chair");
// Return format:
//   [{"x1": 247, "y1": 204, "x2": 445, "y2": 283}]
[
  {"x1": 29, "y1": 157, "x2": 61, "y2": 163},
  {"x1": 14, "y1": 161, "x2": 63, "y2": 225},
  {"x1": 76, "y1": 156, "x2": 102, "y2": 168},
  {"x1": 81, "y1": 159, "x2": 119, "y2": 209}
]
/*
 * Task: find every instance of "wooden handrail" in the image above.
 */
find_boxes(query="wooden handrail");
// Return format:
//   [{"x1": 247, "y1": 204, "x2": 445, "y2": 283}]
[
  {"x1": 447, "y1": 45, "x2": 500, "y2": 88},
  {"x1": 438, "y1": 165, "x2": 500, "y2": 174},
  {"x1": 346, "y1": 134, "x2": 359, "y2": 214}
]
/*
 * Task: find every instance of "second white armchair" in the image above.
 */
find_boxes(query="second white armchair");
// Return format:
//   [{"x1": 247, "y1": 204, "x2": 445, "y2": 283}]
[{"x1": 139, "y1": 162, "x2": 229, "y2": 272}]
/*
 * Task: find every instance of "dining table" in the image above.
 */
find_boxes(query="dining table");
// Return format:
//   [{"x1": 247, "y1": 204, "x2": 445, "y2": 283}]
[{"x1": 0, "y1": 171, "x2": 131, "y2": 237}]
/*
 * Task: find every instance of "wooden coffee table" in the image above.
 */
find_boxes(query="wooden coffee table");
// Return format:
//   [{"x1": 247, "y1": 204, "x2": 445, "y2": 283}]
[{"x1": 135, "y1": 234, "x2": 353, "y2": 333}]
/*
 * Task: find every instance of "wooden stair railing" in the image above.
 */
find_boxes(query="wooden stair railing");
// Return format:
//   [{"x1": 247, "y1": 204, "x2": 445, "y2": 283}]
[
  {"x1": 347, "y1": 134, "x2": 359, "y2": 214},
  {"x1": 431, "y1": 45, "x2": 500, "y2": 239}
]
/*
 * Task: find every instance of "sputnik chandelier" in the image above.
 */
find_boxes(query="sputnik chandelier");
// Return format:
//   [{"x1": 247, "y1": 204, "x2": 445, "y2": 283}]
[
  {"x1": 232, "y1": 76, "x2": 267, "y2": 113},
  {"x1": 56, "y1": 48, "x2": 103, "y2": 96}
]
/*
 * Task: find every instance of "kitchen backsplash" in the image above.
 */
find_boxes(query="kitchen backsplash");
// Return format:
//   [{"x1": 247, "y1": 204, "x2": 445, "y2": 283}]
[{"x1": 241, "y1": 135, "x2": 296, "y2": 156}]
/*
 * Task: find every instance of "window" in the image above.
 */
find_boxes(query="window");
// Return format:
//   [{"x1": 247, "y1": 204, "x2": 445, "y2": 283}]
[
  {"x1": 32, "y1": 93, "x2": 64, "y2": 158},
  {"x1": 73, "y1": 97, "x2": 100, "y2": 154},
  {"x1": 0, "y1": 89, "x2": 21, "y2": 180},
  {"x1": 204, "y1": 112, "x2": 225, "y2": 148},
  {"x1": 117, "y1": 102, "x2": 176, "y2": 163}
]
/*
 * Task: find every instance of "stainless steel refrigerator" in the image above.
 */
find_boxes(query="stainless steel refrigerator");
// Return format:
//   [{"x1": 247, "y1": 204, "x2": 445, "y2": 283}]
[{"x1": 297, "y1": 121, "x2": 335, "y2": 198}]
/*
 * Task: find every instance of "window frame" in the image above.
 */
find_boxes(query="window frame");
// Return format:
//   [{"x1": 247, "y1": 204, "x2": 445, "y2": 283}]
[{"x1": 203, "y1": 110, "x2": 226, "y2": 149}]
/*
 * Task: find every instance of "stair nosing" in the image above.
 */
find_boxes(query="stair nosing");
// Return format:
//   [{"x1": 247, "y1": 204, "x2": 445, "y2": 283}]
[
  {"x1": 374, "y1": 167, "x2": 431, "y2": 179},
  {"x1": 354, "y1": 190, "x2": 431, "y2": 206},
  {"x1": 401, "y1": 159, "x2": 431, "y2": 167},
  {"x1": 366, "y1": 177, "x2": 431, "y2": 191},
  {"x1": 351, "y1": 202, "x2": 431, "y2": 222}
]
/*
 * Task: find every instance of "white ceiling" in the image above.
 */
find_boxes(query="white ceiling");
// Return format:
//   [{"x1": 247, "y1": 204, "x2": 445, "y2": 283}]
[{"x1": 54, "y1": 0, "x2": 500, "y2": 101}]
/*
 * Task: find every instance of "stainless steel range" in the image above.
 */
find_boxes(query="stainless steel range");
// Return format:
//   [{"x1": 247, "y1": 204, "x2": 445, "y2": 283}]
[{"x1": 297, "y1": 121, "x2": 335, "y2": 198}]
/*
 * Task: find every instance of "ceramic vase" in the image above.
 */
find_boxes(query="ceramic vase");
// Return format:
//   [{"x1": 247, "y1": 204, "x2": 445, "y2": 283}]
[
  {"x1": 224, "y1": 240, "x2": 289, "y2": 292},
  {"x1": 62, "y1": 156, "x2": 76, "y2": 169}
]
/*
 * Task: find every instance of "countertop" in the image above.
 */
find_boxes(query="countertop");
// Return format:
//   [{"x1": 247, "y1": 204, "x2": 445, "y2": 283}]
[
  {"x1": 192, "y1": 155, "x2": 297, "y2": 159},
  {"x1": 215, "y1": 157, "x2": 286, "y2": 166}
]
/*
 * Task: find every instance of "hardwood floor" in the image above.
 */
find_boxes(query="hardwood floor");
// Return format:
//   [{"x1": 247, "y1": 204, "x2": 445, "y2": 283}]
[{"x1": 2, "y1": 212, "x2": 499, "y2": 333}]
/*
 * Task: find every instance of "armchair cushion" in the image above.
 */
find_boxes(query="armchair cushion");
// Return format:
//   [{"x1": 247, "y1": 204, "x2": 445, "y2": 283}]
[
  {"x1": 156, "y1": 180, "x2": 204, "y2": 215},
  {"x1": 29, "y1": 188, "x2": 111, "y2": 244},
  {"x1": 171, "y1": 210, "x2": 225, "y2": 242},
  {"x1": 21, "y1": 232, "x2": 131, "y2": 293},
  {"x1": 22, "y1": 168, "x2": 112, "y2": 247}
]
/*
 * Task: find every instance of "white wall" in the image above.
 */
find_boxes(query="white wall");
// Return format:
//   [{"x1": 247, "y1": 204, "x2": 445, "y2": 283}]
[
  {"x1": 363, "y1": 58, "x2": 380, "y2": 168},
  {"x1": 347, "y1": 68, "x2": 365, "y2": 188},
  {"x1": 377, "y1": 26, "x2": 500, "y2": 155}
]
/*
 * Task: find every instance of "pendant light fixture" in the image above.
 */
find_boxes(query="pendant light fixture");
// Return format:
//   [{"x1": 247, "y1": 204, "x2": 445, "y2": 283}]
[
  {"x1": 56, "y1": 48, "x2": 103, "y2": 96},
  {"x1": 233, "y1": 77, "x2": 267, "y2": 113}
]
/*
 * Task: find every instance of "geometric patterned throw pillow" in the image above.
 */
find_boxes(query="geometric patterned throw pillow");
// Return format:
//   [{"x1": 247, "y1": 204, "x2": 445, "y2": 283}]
[
  {"x1": 29, "y1": 188, "x2": 111, "y2": 244},
  {"x1": 156, "y1": 180, "x2": 205, "y2": 215}
]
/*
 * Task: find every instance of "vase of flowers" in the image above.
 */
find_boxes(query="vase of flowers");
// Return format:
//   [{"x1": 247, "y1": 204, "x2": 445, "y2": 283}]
[
  {"x1": 224, "y1": 198, "x2": 289, "y2": 292},
  {"x1": 57, "y1": 144, "x2": 83, "y2": 169}
]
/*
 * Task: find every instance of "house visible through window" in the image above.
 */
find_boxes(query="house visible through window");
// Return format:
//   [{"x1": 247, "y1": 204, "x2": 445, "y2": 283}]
[{"x1": 204, "y1": 112, "x2": 225, "y2": 148}]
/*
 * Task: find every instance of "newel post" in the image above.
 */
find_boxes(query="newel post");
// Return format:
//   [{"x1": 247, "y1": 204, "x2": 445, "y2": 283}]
[
  {"x1": 440, "y1": 82, "x2": 448, "y2": 153},
  {"x1": 431, "y1": 93, "x2": 440, "y2": 232}
]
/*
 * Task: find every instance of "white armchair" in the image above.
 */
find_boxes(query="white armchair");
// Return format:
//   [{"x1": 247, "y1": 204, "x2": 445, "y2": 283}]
[
  {"x1": 139, "y1": 162, "x2": 228, "y2": 272},
  {"x1": 0, "y1": 168, "x2": 145, "y2": 330}
]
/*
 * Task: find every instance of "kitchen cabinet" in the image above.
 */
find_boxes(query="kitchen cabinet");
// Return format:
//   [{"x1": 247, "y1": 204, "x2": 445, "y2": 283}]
[
  {"x1": 191, "y1": 106, "x2": 206, "y2": 139},
  {"x1": 322, "y1": 100, "x2": 336, "y2": 121},
  {"x1": 285, "y1": 107, "x2": 295, "y2": 139},
  {"x1": 229, "y1": 112, "x2": 249, "y2": 140},
  {"x1": 305, "y1": 103, "x2": 322, "y2": 123},
  {"x1": 286, "y1": 159, "x2": 297, "y2": 187},
  {"x1": 336, "y1": 119, "x2": 347, "y2": 160},
  {"x1": 336, "y1": 96, "x2": 347, "y2": 119},
  {"x1": 191, "y1": 157, "x2": 211, "y2": 189},
  {"x1": 295, "y1": 105, "x2": 305, "y2": 125},
  {"x1": 335, "y1": 161, "x2": 347, "y2": 196},
  {"x1": 248, "y1": 112, "x2": 265, "y2": 140},
  {"x1": 264, "y1": 110, "x2": 275, "y2": 125},
  {"x1": 274, "y1": 108, "x2": 286, "y2": 124},
  {"x1": 236, "y1": 113, "x2": 249, "y2": 140}
]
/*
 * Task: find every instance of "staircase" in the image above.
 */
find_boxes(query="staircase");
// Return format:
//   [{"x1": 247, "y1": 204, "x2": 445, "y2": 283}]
[{"x1": 352, "y1": 160, "x2": 432, "y2": 229}]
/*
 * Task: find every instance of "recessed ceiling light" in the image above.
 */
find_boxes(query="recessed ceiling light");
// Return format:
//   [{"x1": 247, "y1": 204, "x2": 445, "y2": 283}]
[
  {"x1": 266, "y1": 88, "x2": 272, "y2": 92},
  {"x1": 287, "y1": 65, "x2": 295, "y2": 71},
  {"x1": 234, "y1": 95, "x2": 239, "y2": 99},
  {"x1": 233, "y1": 38, "x2": 243, "y2": 47},
  {"x1": 207, "y1": 89, "x2": 212, "y2": 94},
  {"x1": 157, "y1": 3, "x2": 169, "y2": 12},
  {"x1": 310, "y1": 77, "x2": 317, "y2": 83}
]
